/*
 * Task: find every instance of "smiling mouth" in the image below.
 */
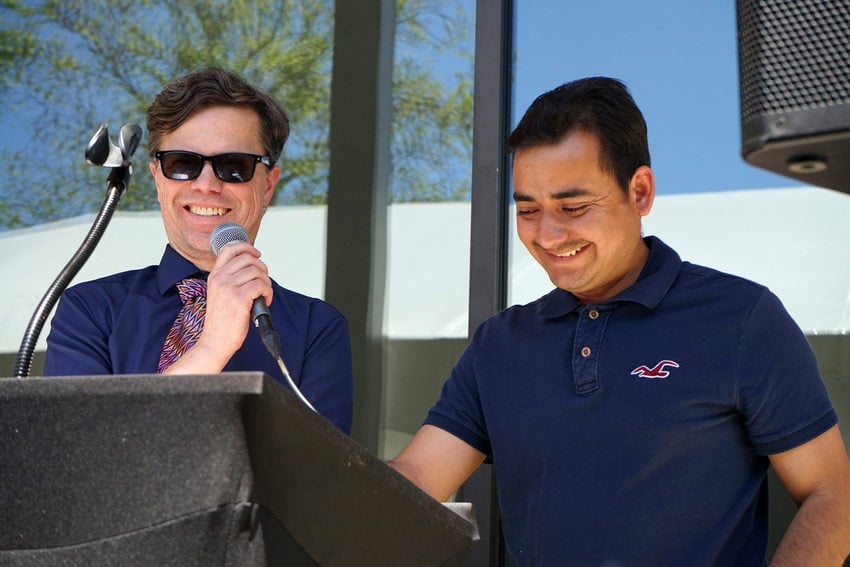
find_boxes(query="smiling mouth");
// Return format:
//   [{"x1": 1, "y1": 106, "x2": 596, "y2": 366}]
[
  {"x1": 188, "y1": 206, "x2": 228, "y2": 216},
  {"x1": 549, "y1": 243, "x2": 587, "y2": 258}
]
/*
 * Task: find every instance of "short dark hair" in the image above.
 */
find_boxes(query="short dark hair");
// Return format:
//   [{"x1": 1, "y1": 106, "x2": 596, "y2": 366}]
[
  {"x1": 507, "y1": 77, "x2": 650, "y2": 193},
  {"x1": 146, "y1": 67, "x2": 290, "y2": 163}
]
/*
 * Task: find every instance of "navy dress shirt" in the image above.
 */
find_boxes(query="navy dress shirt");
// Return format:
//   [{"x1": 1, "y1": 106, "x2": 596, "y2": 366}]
[{"x1": 44, "y1": 245, "x2": 353, "y2": 433}]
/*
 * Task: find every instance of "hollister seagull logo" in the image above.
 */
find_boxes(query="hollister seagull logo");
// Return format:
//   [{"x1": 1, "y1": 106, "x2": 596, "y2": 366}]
[{"x1": 631, "y1": 360, "x2": 680, "y2": 379}]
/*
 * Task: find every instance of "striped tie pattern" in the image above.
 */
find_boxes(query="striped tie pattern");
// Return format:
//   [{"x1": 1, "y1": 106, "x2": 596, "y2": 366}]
[{"x1": 157, "y1": 278, "x2": 207, "y2": 373}]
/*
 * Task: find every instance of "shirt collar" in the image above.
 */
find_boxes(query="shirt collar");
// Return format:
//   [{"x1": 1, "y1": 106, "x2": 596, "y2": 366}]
[
  {"x1": 538, "y1": 236, "x2": 681, "y2": 318},
  {"x1": 156, "y1": 244, "x2": 208, "y2": 295}
]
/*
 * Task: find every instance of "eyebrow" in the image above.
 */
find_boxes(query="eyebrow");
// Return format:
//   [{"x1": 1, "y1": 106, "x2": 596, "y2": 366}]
[{"x1": 513, "y1": 188, "x2": 591, "y2": 202}]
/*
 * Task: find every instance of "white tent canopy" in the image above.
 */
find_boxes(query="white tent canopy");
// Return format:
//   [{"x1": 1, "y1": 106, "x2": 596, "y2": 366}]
[{"x1": 2, "y1": 186, "x2": 848, "y2": 354}]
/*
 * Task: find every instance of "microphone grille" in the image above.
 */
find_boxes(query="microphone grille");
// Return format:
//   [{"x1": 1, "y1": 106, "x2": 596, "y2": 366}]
[{"x1": 210, "y1": 222, "x2": 249, "y2": 255}]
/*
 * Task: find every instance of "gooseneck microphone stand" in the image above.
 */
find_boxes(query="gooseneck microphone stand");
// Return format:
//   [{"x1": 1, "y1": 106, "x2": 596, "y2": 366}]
[{"x1": 13, "y1": 123, "x2": 142, "y2": 378}]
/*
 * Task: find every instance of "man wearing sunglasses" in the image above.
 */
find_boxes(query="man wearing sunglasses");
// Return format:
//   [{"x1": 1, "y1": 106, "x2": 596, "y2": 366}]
[{"x1": 43, "y1": 68, "x2": 353, "y2": 434}]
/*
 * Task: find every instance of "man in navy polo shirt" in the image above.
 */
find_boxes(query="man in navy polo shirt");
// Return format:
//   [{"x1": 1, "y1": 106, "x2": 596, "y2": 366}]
[{"x1": 389, "y1": 77, "x2": 850, "y2": 565}]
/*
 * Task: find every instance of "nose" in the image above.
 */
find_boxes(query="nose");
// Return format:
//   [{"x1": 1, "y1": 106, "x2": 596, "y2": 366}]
[
  {"x1": 190, "y1": 161, "x2": 223, "y2": 191},
  {"x1": 534, "y1": 210, "x2": 567, "y2": 249}
]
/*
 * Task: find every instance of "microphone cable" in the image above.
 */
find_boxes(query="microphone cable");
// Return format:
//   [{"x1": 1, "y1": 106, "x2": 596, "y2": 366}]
[{"x1": 210, "y1": 221, "x2": 317, "y2": 414}]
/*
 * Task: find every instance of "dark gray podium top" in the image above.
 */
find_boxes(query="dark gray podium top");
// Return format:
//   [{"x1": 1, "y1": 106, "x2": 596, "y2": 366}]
[{"x1": 0, "y1": 372, "x2": 478, "y2": 566}]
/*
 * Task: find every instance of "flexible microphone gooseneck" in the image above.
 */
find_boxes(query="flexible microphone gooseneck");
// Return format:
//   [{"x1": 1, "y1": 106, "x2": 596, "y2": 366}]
[{"x1": 209, "y1": 221, "x2": 316, "y2": 413}]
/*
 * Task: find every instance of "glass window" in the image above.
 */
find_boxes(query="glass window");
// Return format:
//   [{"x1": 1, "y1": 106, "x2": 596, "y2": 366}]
[
  {"x1": 380, "y1": 0, "x2": 476, "y2": 460},
  {"x1": 0, "y1": 1, "x2": 337, "y2": 372}
]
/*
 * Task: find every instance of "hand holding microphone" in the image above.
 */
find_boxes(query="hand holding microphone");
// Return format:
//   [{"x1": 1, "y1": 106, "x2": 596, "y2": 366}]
[
  {"x1": 209, "y1": 222, "x2": 282, "y2": 360},
  {"x1": 209, "y1": 222, "x2": 317, "y2": 413}
]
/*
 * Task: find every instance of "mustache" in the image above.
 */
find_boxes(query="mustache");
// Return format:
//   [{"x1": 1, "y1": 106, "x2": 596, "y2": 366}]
[{"x1": 535, "y1": 240, "x2": 588, "y2": 254}]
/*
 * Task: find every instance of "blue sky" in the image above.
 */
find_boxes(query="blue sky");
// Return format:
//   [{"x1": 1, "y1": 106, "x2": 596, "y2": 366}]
[{"x1": 511, "y1": 0, "x2": 802, "y2": 195}]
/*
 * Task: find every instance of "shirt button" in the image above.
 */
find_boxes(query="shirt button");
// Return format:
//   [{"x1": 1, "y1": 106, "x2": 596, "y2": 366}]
[
  {"x1": 581, "y1": 346, "x2": 592, "y2": 357},
  {"x1": 588, "y1": 309, "x2": 599, "y2": 320}
]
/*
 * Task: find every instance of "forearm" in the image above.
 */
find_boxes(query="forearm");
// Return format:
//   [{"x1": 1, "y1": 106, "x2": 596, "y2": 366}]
[
  {"x1": 159, "y1": 337, "x2": 233, "y2": 375},
  {"x1": 387, "y1": 456, "x2": 454, "y2": 502},
  {"x1": 387, "y1": 425, "x2": 485, "y2": 503},
  {"x1": 161, "y1": 302, "x2": 251, "y2": 375},
  {"x1": 770, "y1": 491, "x2": 850, "y2": 566}
]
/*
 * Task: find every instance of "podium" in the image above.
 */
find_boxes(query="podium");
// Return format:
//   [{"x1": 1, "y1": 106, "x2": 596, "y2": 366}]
[{"x1": 0, "y1": 372, "x2": 478, "y2": 566}]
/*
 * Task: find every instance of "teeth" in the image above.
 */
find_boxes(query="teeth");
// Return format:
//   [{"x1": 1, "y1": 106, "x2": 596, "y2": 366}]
[
  {"x1": 555, "y1": 247, "x2": 582, "y2": 257},
  {"x1": 190, "y1": 206, "x2": 226, "y2": 216}
]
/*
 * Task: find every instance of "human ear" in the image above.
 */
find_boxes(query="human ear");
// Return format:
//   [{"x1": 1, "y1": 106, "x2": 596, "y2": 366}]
[
  {"x1": 262, "y1": 164, "x2": 280, "y2": 207},
  {"x1": 630, "y1": 165, "x2": 655, "y2": 216}
]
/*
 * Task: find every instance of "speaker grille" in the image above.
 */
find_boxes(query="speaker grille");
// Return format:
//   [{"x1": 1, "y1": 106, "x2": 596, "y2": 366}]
[{"x1": 737, "y1": 0, "x2": 850, "y2": 125}]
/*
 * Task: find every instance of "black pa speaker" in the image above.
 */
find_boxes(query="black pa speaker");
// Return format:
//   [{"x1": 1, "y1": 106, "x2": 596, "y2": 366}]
[{"x1": 736, "y1": 0, "x2": 850, "y2": 194}]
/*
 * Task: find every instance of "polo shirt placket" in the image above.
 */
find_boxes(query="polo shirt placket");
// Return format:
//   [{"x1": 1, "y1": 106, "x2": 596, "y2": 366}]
[{"x1": 572, "y1": 305, "x2": 613, "y2": 395}]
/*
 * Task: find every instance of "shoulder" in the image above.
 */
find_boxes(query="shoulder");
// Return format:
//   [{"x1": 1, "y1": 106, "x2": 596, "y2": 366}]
[
  {"x1": 642, "y1": 237, "x2": 767, "y2": 308},
  {"x1": 486, "y1": 291, "x2": 553, "y2": 322},
  {"x1": 470, "y1": 289, "x2": 563, "y2": 343},
  {"x1": 678, "y1": 260, "x2": 763, "y2": 287},
  {"x1": 64, "y1": 266, "x2": 158, "y2": 301},
  {"x1": 270, "y1": 280, "x2": 348, "y2": 323},
  {"x1": 51, "y1": 266, "x2": 158, "y2": 332},
  {"x1": 674, "y1": 260, "x2": 770, "y2": 305},
  {"x1": 659, "y1": 260, "x2": 803, "y2": 341}
]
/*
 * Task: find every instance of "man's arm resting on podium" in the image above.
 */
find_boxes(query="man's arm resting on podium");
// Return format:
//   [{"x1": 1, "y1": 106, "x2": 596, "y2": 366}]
[{"x1": 387, "y1": 424, "x2": 486, "y2": 502}]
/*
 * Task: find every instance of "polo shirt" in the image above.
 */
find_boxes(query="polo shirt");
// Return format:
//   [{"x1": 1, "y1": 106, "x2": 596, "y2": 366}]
[
  {"x1": 44, "y1": 244, "x2": 353, "y2": 434},
  {"x1": 425, "y1": 236, "x2": 837, "y2": 566}
]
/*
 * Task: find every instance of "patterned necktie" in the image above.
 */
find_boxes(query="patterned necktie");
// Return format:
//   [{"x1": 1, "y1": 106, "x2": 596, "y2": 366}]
[{"x1": 157, "y1": 278, "x2": 207, "y2": 373}]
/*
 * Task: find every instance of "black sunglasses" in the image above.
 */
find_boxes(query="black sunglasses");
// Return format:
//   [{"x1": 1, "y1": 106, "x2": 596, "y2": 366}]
[{"x1": 155, "y1": 150, "x2": 272, "y2": 183}]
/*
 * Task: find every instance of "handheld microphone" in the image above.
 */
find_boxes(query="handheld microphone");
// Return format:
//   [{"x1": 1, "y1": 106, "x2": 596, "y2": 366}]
[
  {"x1": 209, "y1": 222, "x2": 317, "y2": 413},
  {"x1": 209, "y1": 221, "x2": 278, "y2": 352},
  {"x1": 209, "y1": 222, "x2": 271, "y2": 325}
]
